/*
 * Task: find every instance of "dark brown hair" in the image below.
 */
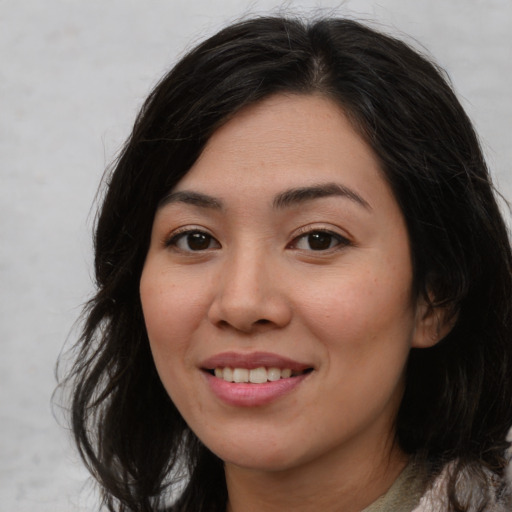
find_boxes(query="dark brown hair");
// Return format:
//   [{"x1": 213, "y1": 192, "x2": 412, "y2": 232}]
[{"x1": 63, "y1": 16, "x2": 512, "y2": 511}]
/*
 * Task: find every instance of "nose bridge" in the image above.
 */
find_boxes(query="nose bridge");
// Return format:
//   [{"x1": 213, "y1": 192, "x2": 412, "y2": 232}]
[
  {"x1": 229, "y1": 244, "x2": 263, "y2": 291},
  {"x1": 208, "y1": 240, "x2": 290, "y2": 332}
]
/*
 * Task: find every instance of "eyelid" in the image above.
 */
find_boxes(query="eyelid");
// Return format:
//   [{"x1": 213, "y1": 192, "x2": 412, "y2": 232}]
[
  {"x1": 164, "y1": 226, "x2": 221, "y2": 252},
  {"x1": 287, "y1": 225, "x2": 352, "y2": 251}
]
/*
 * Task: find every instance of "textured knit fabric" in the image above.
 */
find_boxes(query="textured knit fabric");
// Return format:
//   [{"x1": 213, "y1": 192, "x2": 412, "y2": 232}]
[
  {"x1": 360, "y1": 461, "x2": 512, "y2": 512},
  {"x1": 413, "y1": 465, "x2": 512, "y2": 512}
]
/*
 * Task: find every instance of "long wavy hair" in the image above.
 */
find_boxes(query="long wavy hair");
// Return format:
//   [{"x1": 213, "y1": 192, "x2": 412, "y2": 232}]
[{"x1": 62, "y1": 16, "x2": 512, "y2": 511}]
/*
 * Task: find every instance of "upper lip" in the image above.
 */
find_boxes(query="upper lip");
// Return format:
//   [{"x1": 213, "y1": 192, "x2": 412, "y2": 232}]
[{"x1": 200, "y1": 351, "x2": 312, "y2": 371}]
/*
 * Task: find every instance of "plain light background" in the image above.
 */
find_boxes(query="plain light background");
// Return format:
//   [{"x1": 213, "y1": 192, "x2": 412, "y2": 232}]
[{"x1": 1, "y1": 0, "x2": 511, "y2": 510}]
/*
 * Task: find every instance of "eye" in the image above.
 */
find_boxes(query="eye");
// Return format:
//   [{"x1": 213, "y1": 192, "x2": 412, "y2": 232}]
[
  {"x1": 166, "y1": 230, "x2": 220, "y2": 252},
  {"x1": 291, "y1": 230, "x2": 349, "y2": 251}
]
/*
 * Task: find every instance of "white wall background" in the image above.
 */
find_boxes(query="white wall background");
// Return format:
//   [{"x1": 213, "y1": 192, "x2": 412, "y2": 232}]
[{"x1": 1, "y1": 0, "x2": 511, "y2": 510}]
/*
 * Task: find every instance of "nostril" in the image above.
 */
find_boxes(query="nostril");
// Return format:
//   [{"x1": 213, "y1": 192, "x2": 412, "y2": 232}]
[{"x1": 255, "y1": 319, "x2": 271, "y2": 325}]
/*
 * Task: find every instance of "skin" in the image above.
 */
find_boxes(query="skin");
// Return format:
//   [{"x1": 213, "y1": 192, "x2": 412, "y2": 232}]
[{"x1": 140, "y1": 94, "x2": 443, "y2": 512}]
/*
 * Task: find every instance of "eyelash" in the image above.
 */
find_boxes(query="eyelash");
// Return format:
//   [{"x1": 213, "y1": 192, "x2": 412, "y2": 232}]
[
  {"x1": 165, "y1": 228, "x2": 220, "y2": 252},
  {"x1": 288, "y1": 228, "x2": 351, "y2": 252},
  {"x1": 164, "y1": 227, "x2": 351, "y2": 253}
]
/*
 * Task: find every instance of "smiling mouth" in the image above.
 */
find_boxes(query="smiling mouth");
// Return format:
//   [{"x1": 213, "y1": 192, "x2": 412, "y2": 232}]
[{"x1": 206, "y1": 367, "x2": 313, "y2": 384}]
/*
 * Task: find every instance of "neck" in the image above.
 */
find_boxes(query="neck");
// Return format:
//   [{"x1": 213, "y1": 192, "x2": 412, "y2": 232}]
[{"x1": 224, "y1": 440, "x2": 408, "y2": 512}]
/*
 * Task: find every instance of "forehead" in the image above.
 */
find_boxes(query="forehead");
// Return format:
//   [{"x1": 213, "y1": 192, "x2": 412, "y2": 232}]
[
  {"x1": 199, "y1": 94, "x2": 373, "y2": 171},
  {"x1": 172, "y1": 94, "x2": 395, "y2": 216}
]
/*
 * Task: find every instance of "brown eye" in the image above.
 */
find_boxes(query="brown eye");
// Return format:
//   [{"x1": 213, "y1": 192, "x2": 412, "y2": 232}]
[
  {"x1": 168, "y1": 230, "x2": 220, "y2": 252},
  {"x1": 292, "y1": 230, "x2": 349, "y2": 251},
  {"x1": 307, "y1": 232, "x2": 334, "y2": 250}
]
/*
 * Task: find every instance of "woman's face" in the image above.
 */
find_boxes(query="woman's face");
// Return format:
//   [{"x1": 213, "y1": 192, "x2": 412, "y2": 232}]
[{"x1": 140, "y1": 94, "x2": 435, "y2": 475}]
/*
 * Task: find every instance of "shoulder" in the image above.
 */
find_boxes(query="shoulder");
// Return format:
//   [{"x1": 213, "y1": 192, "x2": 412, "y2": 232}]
[{"x1": 413, "y1": 463, "x2": 512, "y2": 512}]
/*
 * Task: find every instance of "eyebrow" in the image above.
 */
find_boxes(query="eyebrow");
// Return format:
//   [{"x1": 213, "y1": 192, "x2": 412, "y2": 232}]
[
  {"x1": 273, "y1": 183, "x2": 371, "y2": 210},
  {"x1": 158, "y1": 182, "x2": 371, "y2": 211},
  {"x1": 158, "y1": 190, "x2": 223, "y2": 210}
]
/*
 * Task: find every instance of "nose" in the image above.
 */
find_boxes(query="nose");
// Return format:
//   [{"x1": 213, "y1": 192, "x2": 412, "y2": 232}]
[{"x1": 207, "y1": 247, "x2": 292, "y2": 334}]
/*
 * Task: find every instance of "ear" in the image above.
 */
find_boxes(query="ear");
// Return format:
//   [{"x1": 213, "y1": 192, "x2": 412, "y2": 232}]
[{"x1": 412, "y1": 299, "x2": 458, "y2": 349}]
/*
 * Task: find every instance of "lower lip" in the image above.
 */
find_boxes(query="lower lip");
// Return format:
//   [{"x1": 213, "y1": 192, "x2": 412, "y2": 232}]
[{"x1": 204, "y1": 372, "x2": 310, "y2": 407}]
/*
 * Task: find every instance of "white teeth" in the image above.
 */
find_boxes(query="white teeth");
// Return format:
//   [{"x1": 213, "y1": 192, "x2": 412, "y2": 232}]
[
  {"x1": 233, "y1": 368, "x2": 249, "y2": 383},
  {"x1": 249, "y1": 367, "x2": 267, "y2": 384},
  {"x1": 223, "y1": 367, "x2": 233, "y2": 382},
  {"x1": 267, "y1": 367, "x2": 281, "y2": 381},
  {"x1": 214, "y1": 366, "x2": 298, "y2": 383},
  {"x1": 281, "y1": 368, "x2": 292, "y2": 378}
]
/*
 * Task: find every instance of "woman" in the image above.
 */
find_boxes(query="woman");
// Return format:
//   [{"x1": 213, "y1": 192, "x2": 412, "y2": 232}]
[{"x1": 65, "y1": 16, "x2": 512, "y2": 512}]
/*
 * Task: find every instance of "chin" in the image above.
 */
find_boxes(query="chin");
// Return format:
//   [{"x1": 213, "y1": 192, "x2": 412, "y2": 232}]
[
  {"x1": 223, "y1": 452, "x2": 301, "y2": 473},
  {"x1": 206, "y1": 435, "x2": 302, "y2": 472}
]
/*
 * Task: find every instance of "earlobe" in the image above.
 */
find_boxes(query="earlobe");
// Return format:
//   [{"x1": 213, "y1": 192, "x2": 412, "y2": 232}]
[{"x1": 412, "y1": 300, "x2": 458, "y2": 349}]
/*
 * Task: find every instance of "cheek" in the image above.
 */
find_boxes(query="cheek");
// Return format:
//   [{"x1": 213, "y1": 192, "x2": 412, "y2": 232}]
[
  {"x1": 300, "y1": 268, "x2": 415, "y2": 414},
  {"x1": 297, "y1": 263, "x2": 416, "y2": 361},
  {"x1": 139, "y1": 266, "x2": 209, "y2": 371}
]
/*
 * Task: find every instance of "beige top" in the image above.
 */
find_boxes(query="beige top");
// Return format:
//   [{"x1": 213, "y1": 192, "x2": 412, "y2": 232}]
[
  {"x1": 361, "y1": 462, "x2": 426, "y2": 512},
  {"x1": 361, "y1": 460, "x2": 511, "y2": 512}
]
